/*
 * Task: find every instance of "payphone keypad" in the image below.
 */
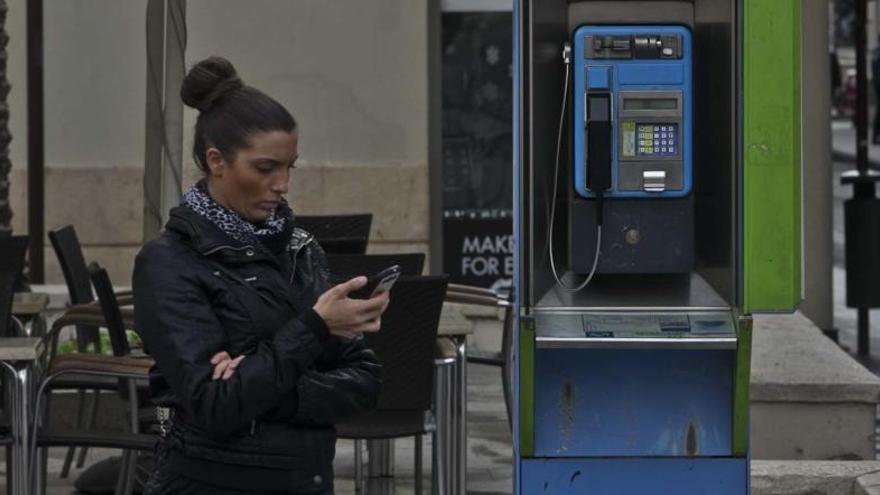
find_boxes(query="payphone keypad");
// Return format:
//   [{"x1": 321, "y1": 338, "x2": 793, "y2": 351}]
[{"x1": 637, "y1": 124, "x2": 678, "y2": 156}]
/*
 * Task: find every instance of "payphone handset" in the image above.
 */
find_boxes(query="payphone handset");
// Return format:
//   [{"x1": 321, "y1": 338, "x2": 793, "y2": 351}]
[{"x1": 573, "y1": 25, "x2": 693, "y2": 199}]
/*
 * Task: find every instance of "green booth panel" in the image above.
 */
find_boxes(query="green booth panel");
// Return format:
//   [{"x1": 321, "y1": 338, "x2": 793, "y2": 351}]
[{"x1": 742, "y1": 0, "x2": 802, "y2": 313}]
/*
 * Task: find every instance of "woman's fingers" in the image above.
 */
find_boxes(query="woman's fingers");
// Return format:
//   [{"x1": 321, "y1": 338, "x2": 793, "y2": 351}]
[
  {"x1": 350, "y1": 292, "x2": 390, "y2": 318},
  {"x1": 322, "y1": 284, "x2": 389, "y2": 339},
  {"x1": 360, "y1": 317, "x2": 381, "y2": 333},
  {"x1": 210, "y1": 351, "x2": 231, "y2": 365},
  {"x1": 211, "y1": 352, "x2": 244, "y2": 380},
  {"x1": 333, "y1": 276, "x2": 368, "y2": 298},
  {"x1": 212, "y1": 359, "x2": 230, "y2": 380},
  {"x1": 222, "y1": 355, "x2": 245, "y2": 381}
]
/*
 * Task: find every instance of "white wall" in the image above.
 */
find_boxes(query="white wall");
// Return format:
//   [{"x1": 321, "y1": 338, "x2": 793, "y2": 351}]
[
  {"x1": 7, "y1": 0, "x2": 429, "y2": 169},
  {"x1": 184, "y1": 0, "x2": 428, "y2": 165},
  {"x1": 8, "y1": 0, "x2": 146, "y2": 170}
]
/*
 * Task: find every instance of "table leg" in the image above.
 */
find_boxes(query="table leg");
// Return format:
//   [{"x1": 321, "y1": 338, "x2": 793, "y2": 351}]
[
  {"x1": 455, "y1": 338, "x2": 468, "y2": 495},
  {"x1": 4, "y1": 362, "x2": 32, "y2": 495},
  {"x1": 449, "y1": 344, "x2": 460, "y2": 495},
  {"x1": 432, "y1": 358, "x2": 454, "y2": 495}
]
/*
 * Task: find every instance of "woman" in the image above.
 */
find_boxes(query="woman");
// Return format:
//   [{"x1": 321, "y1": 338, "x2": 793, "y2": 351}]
[{"x1": 134, "y1": 56, "x2": 386, "y2": 494}]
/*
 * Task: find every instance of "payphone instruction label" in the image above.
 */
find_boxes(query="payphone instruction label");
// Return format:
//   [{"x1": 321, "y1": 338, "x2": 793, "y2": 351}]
[
  {"x1": 622, "y1": 121, "x2": 636, "y2": 157},
  {"x1": 579, "y1": 312, "x2": 735, "y2": 339}
]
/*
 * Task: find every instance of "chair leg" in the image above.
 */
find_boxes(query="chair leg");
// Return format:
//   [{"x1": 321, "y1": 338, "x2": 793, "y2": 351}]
[
  {"x1": 36, "y1": 374, "x2": 53, "y2": 495},
  {"x1": 353, "y1": 439, "x2": 364, "y2": 494},
  {"x1": 6, "y1": 445, "x2": 12, "y2": 495},
  {"x1": 75, "y1": 388, "x2": 101, "y2": 468},
  {"x1": 60, "y1": 447, "x2": 77, "y2": 479},
  {"x1": 431, "y1": 431, "x2": 439, "y2": 495},
  {"x1": 120, "y1": 378, "x2": 140, "y2": 495},
  {"x1": 414, "y1": 435, "x2": 423, "y2": 495},
  {"x1": 36, "y1": 446, "x2": 48, "y2": 495},
  {"x1": 60, "y1": 388, "x2": 88, "y2": 477},
  {"x1": 114, "y1": 450, "x2": 135, "y2": 495}
]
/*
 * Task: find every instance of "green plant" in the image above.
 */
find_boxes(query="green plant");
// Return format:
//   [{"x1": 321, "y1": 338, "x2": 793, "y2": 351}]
[{"x1": 55, "y1": 329, "x2": 143, "y2": 356}]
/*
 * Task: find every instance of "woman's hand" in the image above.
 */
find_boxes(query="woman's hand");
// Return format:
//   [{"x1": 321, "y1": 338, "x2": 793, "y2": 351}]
[
  {"x1": 209, "y1": 277, "x2": 388, "y2": 381},
  {"x1": 313, "y1": 276, "x2": 390, "y2": 340},
  {"x1": 210, "y1": 351, "x2": 245, "y2": 380}
]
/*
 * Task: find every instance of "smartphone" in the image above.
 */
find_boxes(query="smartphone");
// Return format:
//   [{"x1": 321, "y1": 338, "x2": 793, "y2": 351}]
[{"x1": 350, "y1": 265, "x2": 401, "y2": 299}]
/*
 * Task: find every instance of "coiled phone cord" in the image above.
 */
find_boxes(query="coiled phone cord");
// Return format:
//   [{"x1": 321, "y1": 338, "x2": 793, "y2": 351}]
[{"x1": 548, "y1": 43, "x2": 602, "y2": 292}]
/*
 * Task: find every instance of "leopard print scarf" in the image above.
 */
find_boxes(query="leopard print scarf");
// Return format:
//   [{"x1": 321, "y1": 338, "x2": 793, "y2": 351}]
[{"x1": 182, "y1": 180, "x2": 293, "y2": 248}]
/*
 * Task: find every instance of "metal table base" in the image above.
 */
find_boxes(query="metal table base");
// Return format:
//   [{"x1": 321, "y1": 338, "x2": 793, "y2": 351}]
[
  {"x1": 2, "y1": 358, "x2": 36, "y2": 495},
  {"x1": 366, "y1": 337, "x2": 468, "y2": 495}
]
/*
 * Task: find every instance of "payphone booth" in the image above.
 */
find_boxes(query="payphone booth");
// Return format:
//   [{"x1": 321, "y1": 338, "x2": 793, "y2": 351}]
[{"x1": 513, "y1": 1, "x2": 801, "y2": 493}]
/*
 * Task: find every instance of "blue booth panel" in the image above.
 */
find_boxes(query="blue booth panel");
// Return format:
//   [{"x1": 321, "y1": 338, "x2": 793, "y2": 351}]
[
  {"x1": 534, "y1": 348, "x2": 734, "y2": 457},
  {"x1": 521, "y1": 457, "x2": 748, "y2": 494}
]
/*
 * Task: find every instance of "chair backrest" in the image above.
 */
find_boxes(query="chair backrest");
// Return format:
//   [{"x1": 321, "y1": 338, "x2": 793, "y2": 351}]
[
  {"x1": 325, "y1": 253, "x2": 425, "y2": 285},
  {"x1": 0, "y1": 236, "x2": 29, "y2": 338},
  {"x1": 49, "y1": 225, "x2": 102, "y2": 351},
  {"x1": 49, "y1": 225, "x2": 95, "y2": 305},
  {"x1": 87, "y1": 262, "x2": 130, "y2": 357},
  {"x1": 364, "y1": 275, "x2": 448, "y2": 411},
  {"x1": 297, "y1": 214, "x2": 372, "y2": 254}
]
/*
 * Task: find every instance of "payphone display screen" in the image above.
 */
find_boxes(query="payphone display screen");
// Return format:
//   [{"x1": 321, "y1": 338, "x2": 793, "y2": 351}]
[{"x1": 623, "y1": 98, "x2": 678, "y2": 111}]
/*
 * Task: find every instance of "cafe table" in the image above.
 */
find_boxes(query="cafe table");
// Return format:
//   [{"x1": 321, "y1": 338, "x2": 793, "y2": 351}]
[
  {"x1": 0, "y1": 337, "x2": 44, "y2": 495},
  {"x1": 11, "y1": 292, "x2": 50, "y2": 337}
]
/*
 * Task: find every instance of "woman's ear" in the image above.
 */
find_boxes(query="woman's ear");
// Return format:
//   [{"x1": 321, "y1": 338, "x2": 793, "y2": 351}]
[{"x1": 205, "y1": 148, "x2": 226, "y2": 178}]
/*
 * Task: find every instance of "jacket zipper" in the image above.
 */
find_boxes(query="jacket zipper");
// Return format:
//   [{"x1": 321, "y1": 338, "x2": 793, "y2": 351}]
[
  {"x1": 203, "y1": 243, "x2": 257, "y2": 257},
  {"x1": 175, "y1": 214, "x2": 260, "y2": 258}
]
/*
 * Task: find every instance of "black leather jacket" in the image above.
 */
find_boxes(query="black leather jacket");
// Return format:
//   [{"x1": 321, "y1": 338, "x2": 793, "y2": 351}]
[{"x1": 133, "y1": 206, "x2": 381, "y2": 493}]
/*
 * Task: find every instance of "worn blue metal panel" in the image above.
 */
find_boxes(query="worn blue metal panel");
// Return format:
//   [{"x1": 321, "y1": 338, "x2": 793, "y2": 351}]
[
  {"x1": 534, "y1": 348, "x2": 734, "y2": 457},
  {"x1": 521, "y1": 457, "x2": 748, "y2": 494}
]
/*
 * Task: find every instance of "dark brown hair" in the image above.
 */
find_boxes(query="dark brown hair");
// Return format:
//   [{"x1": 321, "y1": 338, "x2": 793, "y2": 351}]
[{"x1": 181, "y1": 56, "x2": 297, "y2": 173}]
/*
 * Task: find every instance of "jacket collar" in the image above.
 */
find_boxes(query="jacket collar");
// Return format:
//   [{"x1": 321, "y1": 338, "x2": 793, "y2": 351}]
[
  {"x1": 165, "y1": 206, "x2": 314, "y2": 264},
  {"x1": 166, "y1": 206, "x2": 260, "y2": 256}
]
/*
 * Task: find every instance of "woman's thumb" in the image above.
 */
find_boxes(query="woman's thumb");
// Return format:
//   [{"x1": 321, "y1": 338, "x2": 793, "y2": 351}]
[{"x1": 335, "y1": 276, "x2": 368, "y2": 297}]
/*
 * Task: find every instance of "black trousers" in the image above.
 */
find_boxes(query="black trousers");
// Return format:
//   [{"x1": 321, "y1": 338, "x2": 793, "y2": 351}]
[
  {"x1": 143, "y1": 474, "x2": 334, "y2": 495},
  {"x1": 144, "y1": 440, "x2": 334, "y2": 495}
]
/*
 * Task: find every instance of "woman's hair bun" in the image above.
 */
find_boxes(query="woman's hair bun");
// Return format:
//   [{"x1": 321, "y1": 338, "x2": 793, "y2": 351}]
[{"x1": 181, "y1": 56, "x2": 244, "y2": 112}]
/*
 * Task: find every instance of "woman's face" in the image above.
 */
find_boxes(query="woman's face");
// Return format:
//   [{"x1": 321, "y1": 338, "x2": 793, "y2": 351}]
[{"x1": 205, "y1": 129, "x2": 299, "y2": 223}]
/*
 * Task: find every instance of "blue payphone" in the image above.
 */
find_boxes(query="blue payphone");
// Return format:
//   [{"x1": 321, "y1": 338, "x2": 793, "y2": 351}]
[
  {"x1": 573, "y1": 25, "x2": 692, "y2": 199},
  {"x1": 564, "y1": 25, "x2": 695, "y2": 277}
]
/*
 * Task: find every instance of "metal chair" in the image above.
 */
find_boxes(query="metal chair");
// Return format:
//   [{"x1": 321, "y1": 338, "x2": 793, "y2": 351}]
[
  {"x1": 31, "y1": 356, "x2": 155, "y2": 495},
  {"x1": 445, "y1": 284, "x2": 515, "y2": 429},
  {"x1": 297, "y1": 214, "x2": 373, "y2": 254},
  {"x1": 48, "y1": 224, "x2": 135, "y2": 476},
  {"x1": 325, "y1": 253, "x2": 426, "y2": 284},
  {"x1": 32, "y1": 262, "x2": 156, "y2": 495},
  {"x1": 336, "y1": 275, "x2": 448, "y2": 495}
]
